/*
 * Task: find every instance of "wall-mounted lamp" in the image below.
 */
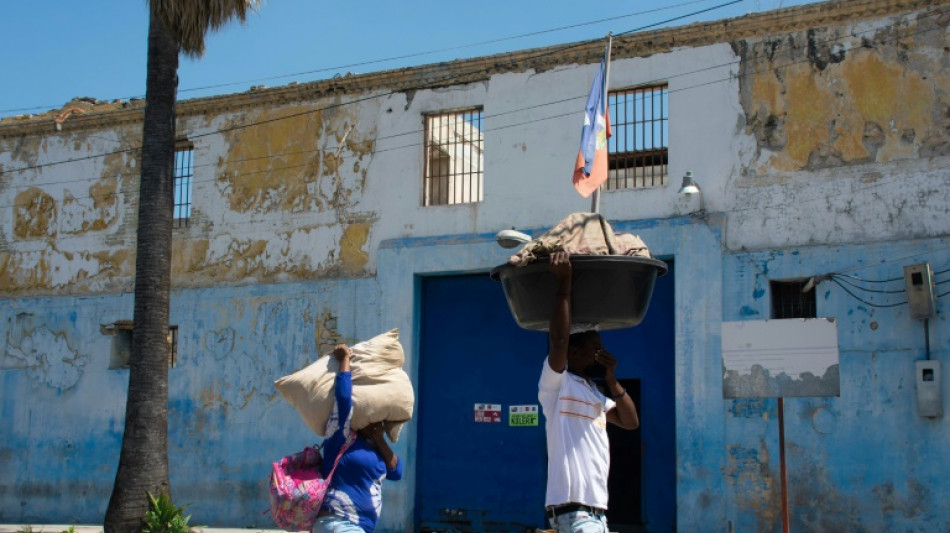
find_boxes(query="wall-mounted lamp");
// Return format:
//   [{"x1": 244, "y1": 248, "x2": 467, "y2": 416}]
[
  {"x1": 495, "y1": 228, "x2": 532, "y2": 249},
  {"x1": 678, "y1": 170, "x2": 705, "y2": 214}
]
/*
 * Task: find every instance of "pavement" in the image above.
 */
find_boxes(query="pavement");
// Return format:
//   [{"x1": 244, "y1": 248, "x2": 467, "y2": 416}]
[{"x1": 0, "y1": 527, "x2": 284, "y2": 533}]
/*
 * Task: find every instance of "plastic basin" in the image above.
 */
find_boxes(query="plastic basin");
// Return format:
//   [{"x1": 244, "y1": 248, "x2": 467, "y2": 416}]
[{"x1": 490, "y1": 255, "x2": 668, "y2": 331}]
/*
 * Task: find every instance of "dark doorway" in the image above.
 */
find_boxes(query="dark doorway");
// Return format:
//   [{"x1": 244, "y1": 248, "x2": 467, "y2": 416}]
[{"x1": 605, "y1": 378, "x2": 643, "y2": 530}]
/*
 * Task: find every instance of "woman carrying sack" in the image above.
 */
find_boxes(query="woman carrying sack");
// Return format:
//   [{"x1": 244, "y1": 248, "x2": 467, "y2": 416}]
[{"x1": 314, "y1": 344, "x2": 403, "y2": 533}]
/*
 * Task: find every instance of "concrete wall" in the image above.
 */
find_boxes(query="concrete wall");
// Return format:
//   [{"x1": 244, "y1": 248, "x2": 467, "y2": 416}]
[{"x1": 2, "y1": 0, "x2": 949, "y2": 531}]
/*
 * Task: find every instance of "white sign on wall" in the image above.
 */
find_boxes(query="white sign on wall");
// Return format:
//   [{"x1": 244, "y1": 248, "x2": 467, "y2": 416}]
[
  {"x1": 722, "y1": 318, "x2": 840, "y2": 398},
  {"x1": 473, "y1": 403, "x2": 502, "y2": 423}
]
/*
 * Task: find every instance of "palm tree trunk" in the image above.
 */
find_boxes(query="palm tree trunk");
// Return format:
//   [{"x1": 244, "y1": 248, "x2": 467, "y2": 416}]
[{"x1": 104, "y1": 11, "x2": 178, "y2": 533}]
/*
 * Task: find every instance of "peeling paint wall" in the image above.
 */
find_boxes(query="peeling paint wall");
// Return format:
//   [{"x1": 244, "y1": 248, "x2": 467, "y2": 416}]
[
  {"x1": 722, "y1": 241, "x2": 950, "y2": 532},
  {"x1": 2, "y1": 0, "x2": 950, "y2": 531}
]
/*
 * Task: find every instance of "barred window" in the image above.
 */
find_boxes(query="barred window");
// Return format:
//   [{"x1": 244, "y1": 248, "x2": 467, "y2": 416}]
[
  {"x1": 770, "y1": 280, "x2": 817, "y2": 319},
  {"x1": 174, "y1": 142, "x2": 194, "y2": 227},
  {"x1": 102, "y1": 321, "x2": 179, "y2": 369},
  {"x1": 423, "y1": 109, "x2": 484, "y2": 206},
  {"x1": 605, "y1": 85, "x2": 668, "y2": 190}
]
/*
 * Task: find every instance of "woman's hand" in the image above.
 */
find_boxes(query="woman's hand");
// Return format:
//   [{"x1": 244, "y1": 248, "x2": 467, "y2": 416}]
[
  {"x1": 358, "y1": 421, "x2": 386, "y2": 444},
  {"x1": 332, "y1": 344, "x2": 350, "y2": 361},
  {"x1": 360, "y1": 422, "x2": 399, "y2": 471},
  {"x1": 333, "y1": 344, "x2": 351, "y2": 372}
]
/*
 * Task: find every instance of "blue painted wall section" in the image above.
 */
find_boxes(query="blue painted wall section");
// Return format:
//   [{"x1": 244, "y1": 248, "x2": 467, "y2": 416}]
[
  {"x1": 0, "y1": 280, "x2": 391, "y2": 527},
  {"x1": 722, "y1": 239, "x2": 950, "y2": 532}
]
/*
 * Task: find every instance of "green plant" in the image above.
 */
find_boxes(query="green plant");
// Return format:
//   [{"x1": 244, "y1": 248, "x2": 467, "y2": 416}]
[
  {"x1": 142, "y1": 492, "x2": 199, "y2": 533},
  {"x1": 60, "y1": 527, "x2": 76, "y2": 533},
  {"x1": 16, "y1": 526, "x2": 34, "y2": 533}
]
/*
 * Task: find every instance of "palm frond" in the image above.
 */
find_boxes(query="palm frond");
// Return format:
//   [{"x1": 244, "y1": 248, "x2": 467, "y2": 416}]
[{"x1": 148, "y1": 0, "x2": 263, "y2": 57}]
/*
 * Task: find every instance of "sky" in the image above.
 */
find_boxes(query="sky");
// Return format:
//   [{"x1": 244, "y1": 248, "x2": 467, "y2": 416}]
[{"x1": 0, "y1": 0, "x2": 821, "y2": 120}]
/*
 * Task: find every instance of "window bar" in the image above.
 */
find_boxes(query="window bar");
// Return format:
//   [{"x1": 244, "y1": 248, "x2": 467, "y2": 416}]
[
  {"x1": 423, "y1": 118, "x2": 430, "y2": 205},
  {"x1": 443, "y1": 114, "x2": 450, "y2": 205},
  {"x1": 465, "y1": 113, "x2": 478, "y2": 202}
]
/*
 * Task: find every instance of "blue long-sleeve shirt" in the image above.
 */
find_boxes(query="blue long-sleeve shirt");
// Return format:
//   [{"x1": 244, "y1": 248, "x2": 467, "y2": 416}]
[{"x1": 320, "y1": 371, "x2": 403, "y2": 533}]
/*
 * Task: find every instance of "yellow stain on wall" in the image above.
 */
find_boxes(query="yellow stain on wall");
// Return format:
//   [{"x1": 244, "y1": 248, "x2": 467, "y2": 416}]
[
  {"x1": 172, "y1": 239, "x2": 213, "y2": 278},
  {"x1": 171, "y1": 238, "x2": 272, "y2": 284},
  {"x1": 840, "y1": 51, "x2": 933, "y2": 161},
  {"x1": 219, "y1": 107, "x2": 324, "y2": 214},
  {"x1": 14, "y1": 187, "x2": 57, "y2": 239},
  {"x1": 64, "y1": 174, "x2": 119, "y2": 232},
  {"x1": 89, "y1": 249, "x2": 134, "y2": 282},
  {"x1": 217, "y1": 105, "x2": 375, "y2": 216},
  {"x1": 0, "y1": 251, "x2": 52, "y2": 293},
  {"x1": 746, "y1": 43, "x2": 943, "y2": 173},
  {"x1": 772, "y1": 63, "x2": 836, "y2": 171},
  {"x1": 339, "y1": 222, "x2": 370, "y2": 274},
  {"x1": 0, "y1": 248, "x2": 134, "y2": 294}
]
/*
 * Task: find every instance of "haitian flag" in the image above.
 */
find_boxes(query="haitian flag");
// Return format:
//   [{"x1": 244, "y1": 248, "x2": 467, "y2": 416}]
[{"x1": 572, "y1": 44, "x2": 612, "y2": 198}]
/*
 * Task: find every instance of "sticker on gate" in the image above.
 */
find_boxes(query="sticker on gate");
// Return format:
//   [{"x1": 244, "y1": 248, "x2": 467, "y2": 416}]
[
  {"x1": 474, "y1": 403, "x2": 502, "y2": 423},
  {"x1": 508, "y1": 405, "x2": 539, "y2": 426}
]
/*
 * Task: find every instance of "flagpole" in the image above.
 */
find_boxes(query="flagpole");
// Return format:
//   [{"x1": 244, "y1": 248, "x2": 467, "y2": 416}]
[{"x1": 591, "y1": 33, "x2": 612, "y2": 214}]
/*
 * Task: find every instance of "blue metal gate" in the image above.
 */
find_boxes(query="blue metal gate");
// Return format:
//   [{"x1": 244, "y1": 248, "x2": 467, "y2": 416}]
[{"x1": 418, "y1": 263, "x2": 675, "y2": 532}]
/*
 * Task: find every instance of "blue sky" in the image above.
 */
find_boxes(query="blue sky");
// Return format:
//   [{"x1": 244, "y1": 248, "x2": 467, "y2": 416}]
[{"x1": 0, "y1": 0, "x2": 819, "y2": 119}]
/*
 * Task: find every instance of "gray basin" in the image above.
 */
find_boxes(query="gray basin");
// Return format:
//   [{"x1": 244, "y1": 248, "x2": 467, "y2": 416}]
[{"x1": 490, "y1": 255, "x2": 668, "y2": 331}]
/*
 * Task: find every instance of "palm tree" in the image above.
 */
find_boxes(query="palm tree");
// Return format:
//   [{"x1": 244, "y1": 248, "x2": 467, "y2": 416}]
[{"x1": 104, "y1": 3, "x2": 260, "y2": 533}]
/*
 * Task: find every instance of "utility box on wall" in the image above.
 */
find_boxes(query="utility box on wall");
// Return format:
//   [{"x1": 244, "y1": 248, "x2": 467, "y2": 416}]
[
  {"x1": 903, "y1": 263, "x2": 937, "y2": 320},
  {"x1": 915, "y1": 360, "x2": 942, "y2": 419}
]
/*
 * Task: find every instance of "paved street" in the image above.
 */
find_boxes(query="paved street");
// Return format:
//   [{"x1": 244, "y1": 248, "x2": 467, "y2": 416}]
[{"x1": 0, "y1": 526, "x2": 285, "y2": 533}]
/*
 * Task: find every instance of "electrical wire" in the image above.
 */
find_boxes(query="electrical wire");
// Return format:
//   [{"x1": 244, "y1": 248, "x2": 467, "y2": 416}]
[
  {"x1": 830, "y1": 274, "x2": 906, "y2": 294},
  {"x1": 0, "y1": 3, "x2": 945, "y2": 227},
  {"x1": 829, "y1": 272, "x2": 904, "y2": 284},
  {"x1": 1, "y1": 4, "x2": 943, "y2": 182},
  {"x1": 828, "y1": 277, "x2": 907, "y2": 308},
  {"x1": 0, "y1": 0, "x2": 725, "y2": 115}
]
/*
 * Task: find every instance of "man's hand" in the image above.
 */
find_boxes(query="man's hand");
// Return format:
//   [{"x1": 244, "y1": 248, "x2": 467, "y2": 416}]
[
  {"x1": 549, "y1": 250, "x2": 572, "y2": 279},
  {"x1": 548, "y1": 250, "x2": 573, "y2": 373},
  {"x1": 595, "y1": 348, "x2": 619, "y2": 381}
]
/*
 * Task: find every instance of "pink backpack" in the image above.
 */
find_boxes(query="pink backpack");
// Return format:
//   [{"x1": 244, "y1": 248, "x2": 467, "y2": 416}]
[{"x1": 269, "y1": 432, "x2": 356, "y2": 531}]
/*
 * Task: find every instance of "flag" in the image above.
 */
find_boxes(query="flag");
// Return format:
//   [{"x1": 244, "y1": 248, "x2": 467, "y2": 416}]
[{"x1": 572, "y1": 44, "x2": 612, "y2": 198}]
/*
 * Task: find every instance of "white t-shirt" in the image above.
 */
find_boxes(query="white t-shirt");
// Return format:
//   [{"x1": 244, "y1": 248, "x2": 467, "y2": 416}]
[{"x1": 538, "y1": 356, "x2": 616, "y2": 509}]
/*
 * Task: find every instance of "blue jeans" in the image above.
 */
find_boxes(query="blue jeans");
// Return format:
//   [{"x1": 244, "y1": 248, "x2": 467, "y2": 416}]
[
  {"x1": 548, "y1": 510, "x2": 609, "y2": 533},
  {"x1": 312, "y1": 514, "x2": 364, "y2": 533}
]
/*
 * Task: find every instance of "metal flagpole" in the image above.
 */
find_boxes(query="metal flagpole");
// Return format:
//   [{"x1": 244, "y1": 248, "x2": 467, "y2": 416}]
[{"x1": 591, "y1": 33, "x2": 612, "y2": 214}]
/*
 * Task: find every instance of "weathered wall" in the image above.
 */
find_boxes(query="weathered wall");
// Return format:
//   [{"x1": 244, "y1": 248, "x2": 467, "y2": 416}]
[
  {"x1": 2, "y1": 0, "x2": 949, "y2": 531},
  {"x1": 0, "y1": 281, "x2": 382, "y2": 526},
  {"x1": 731, "y1": 7, "x2": 950, "y2": 249},
  {"x1": 722, "y1": 240, "x2": 950, "y2": 532}
]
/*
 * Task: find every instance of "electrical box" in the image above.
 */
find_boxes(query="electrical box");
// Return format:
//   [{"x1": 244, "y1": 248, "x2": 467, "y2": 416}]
[
  {"x1": 903, "y1": 263, "x2": 936, "y2": 320},
  {"x1": 915, "y1": 360, "x2": 942, "y2": 419}
]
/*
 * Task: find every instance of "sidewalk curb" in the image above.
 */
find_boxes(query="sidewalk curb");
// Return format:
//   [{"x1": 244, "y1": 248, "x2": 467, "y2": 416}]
[{"x1": 0, "y1": 527, "x2": 286, "y2": 533}]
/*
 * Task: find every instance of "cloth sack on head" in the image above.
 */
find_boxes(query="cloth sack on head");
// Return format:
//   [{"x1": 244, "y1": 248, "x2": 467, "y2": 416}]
[{"x1": 274, "y1": 328, "x2": 414, "y2": 442}]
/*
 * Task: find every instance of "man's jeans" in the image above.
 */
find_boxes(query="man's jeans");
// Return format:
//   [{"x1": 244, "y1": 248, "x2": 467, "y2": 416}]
[{"x1": 548, "y1": 509, "x2": 609, "y2": 533}]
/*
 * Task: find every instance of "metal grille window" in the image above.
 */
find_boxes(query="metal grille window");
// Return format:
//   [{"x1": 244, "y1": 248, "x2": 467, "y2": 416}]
[
  {"x1": 174, "y1": 143, "x2": 194, "y2": 227},
  {"x1": 423, "y1": 109, "x2": 483, "y2": 206},
  {"x1": 605, "y1": 85, "x2": 668, "y2": 190},
  {"x1": 101, "y1": 321, "x2": 179, "y2": 369},
  {"x1": 770, "y1": 280, "x2": 817, "y2": 319}
]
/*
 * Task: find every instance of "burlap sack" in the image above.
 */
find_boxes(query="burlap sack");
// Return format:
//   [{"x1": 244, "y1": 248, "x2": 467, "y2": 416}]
[{"x1": 275, "y1": 328, "x2": 414, "y2": 442}]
